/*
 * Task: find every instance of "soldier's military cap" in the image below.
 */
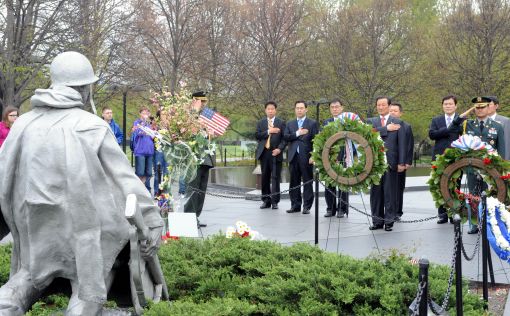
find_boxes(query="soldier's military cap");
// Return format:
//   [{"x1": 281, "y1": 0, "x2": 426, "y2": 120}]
[
  {"x1": 192, "y1": 90, "x2": 208, "y2": 101},
  {"x1": 471, "y1": 96, "x2": 491, "y2": 108}
]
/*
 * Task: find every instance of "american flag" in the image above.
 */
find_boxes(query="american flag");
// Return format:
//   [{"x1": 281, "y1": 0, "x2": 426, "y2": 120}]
[{"x1": 199, "y1": 107, "x2": 230, "y2": 136}]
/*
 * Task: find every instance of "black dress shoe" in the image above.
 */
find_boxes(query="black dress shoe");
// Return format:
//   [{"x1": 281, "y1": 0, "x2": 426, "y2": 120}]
[
  {"x1": 437, "y1": 218, "x2": 448, "y2": 224},
  {"x1": 336, "y1": 212, "x2": 344, "y2": 218},
  {"x1": 369, "y1": 225, "x2": 384, "y2": 230},
  {"x1": 384, "y1": 225, "x2": 393, "y2": 231},
  {"x1": 467, "y1": 227, "x2": 479, "y2": 234},
  {"x1": 260, "y1": 202, "x2": 271, "y2": 209},
  {"x1": 302, "y1": 208, "x2": 310, "y2": 214},
  {"x1": 271, "y1": 204, "x2": 278, "y2": 209},
  {"x1": 286, "y1": 208, "x2": 300, "y2": 213}
]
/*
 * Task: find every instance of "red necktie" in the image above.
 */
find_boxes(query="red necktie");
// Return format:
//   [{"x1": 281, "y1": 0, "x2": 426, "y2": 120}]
[{"x1": 380, "y1": 116, "x2": 385, "y2": 126}]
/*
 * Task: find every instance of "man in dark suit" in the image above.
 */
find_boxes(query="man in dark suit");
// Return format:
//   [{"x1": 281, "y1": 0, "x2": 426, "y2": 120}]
[
  {"x1": 366, "y1": 96, "x2": 406, "y2": 231},
  {"x1": 323, "y1": 99, "x2": 349, "y2": 218},
  {"x1": 184, "y1": 91, "x2": 214, "y2": 228},
  {"x1": 284, "y1": 101, "x2": 319, "y2": 214},
  {"x1": 389, "y1": 102, "x2": 414, "y2": 221},
  {"x1": 428, "y1": 95, "x2": 462, "y2": 224},
  {"x1": 255, "y1": 101, "x2": 286, "y2": 209}
]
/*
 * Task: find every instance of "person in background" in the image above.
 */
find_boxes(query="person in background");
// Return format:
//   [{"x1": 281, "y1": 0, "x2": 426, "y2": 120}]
[
  {"x1": 184, "y1": 91, "x2": 215, "y2": 227},
  {"x1": 429, "y1": 95, "x2": 462, "y2": 224},
  {"x1": 101, "y1": 107, "x2": 123, "y2": 145},
  {"x1": 132, "y1": 106, "x2": 155, "y2": 192},
  {"x1": 485, "y1": 96, "x2": 510, "y2": 160},
  {"x1": 283, "y1": 101, "x2": 319, "y2": 215},
  {"x1": 366, "y1": 96, "x2": 406, "y2": 232},
  {"x1": 389, "y1": 102, "x2": 414, "y2": 221},
  {"x1": 153, "y1": 110, "x2": 168, "y2": 197},
  {"x1": 0, "y1": 106, "x2": 18, "y2": 148},
  {"x1": 255, "y1": 101, "x2": 286, "y2": 210},
  {"x1": 323, "y1": 99, "x2": 350, "y2": 218}
]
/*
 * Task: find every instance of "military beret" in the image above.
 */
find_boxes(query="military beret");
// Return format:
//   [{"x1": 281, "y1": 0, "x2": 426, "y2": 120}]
[{"x1": 192, "y1": 90, "x2": 208, "y2": 101}]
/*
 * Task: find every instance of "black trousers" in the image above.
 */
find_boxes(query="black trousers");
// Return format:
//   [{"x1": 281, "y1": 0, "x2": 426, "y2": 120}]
[
  {"x1": 370, "y1": 168, "x2": 398, "y2": 226},
  {"x1": 259, "y1": 149, "x2": 282, "y2": 205},
  {"x1": 325, "y1": 185, "x2": 349, "y2": 215},
  {"x1": 289, "y1": 153, "x2": 314, "y2": 210},
  {"x1": 396, "y1": 171, "x2": 406, "y2": 217},
  {"x1": 184, "y1": 165, "x2": 211, "y2": 218}
]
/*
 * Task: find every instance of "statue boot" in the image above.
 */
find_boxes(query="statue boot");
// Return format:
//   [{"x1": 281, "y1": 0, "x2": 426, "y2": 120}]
[{"x1": 0, "y1": 268, "x2": 41, "y2": 316}]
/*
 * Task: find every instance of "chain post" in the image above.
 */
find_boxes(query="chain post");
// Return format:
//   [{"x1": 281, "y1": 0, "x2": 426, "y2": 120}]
[
  {"x1": 481, "y1": 192, "x2": 489, "y2": 309},
  {"x1": 418, "y1": 258, "x2": 429, "y2": 315},
  {"x1": 314, "y1": 170, "x2": 319, "y2": 245},
  {"x1": 453, "y1": 214, "x2": 463, "y2": 316}
]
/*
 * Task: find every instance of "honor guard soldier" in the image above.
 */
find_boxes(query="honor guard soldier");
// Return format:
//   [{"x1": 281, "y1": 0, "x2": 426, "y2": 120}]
[{"x1": 451, "y1": 96, "x2": 505, "y2": 234}]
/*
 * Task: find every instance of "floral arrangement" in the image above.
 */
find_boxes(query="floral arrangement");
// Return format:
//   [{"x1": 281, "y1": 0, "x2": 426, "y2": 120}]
[
  {"x1": 145, "y1": 86, "x2": 216, "y2": 192},
  {"x1": 428, "y1": 135, "x2": 510, "y2": 217},
  {"x1": 485, "y1": 197, "x2": 510, "y2": 260},
  {"x1": 311, "y1": 115, "x2": 387, "y2": 193},
  {"x1": 225, "y1": 221, "x2": 263, "y2": 240},
  {"x1": 161, "y1": 231, "x2": 179, "y2": 243}
]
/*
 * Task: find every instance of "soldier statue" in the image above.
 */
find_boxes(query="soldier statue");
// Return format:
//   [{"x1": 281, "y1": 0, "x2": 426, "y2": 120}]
[{"x1": 0, "y1": 52, "x2": 164, "y2": 315}]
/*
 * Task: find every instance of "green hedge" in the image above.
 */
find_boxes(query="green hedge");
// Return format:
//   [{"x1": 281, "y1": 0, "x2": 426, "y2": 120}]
[{"x1": 0, "y1": 236, "x2": 485, "y2": 315}]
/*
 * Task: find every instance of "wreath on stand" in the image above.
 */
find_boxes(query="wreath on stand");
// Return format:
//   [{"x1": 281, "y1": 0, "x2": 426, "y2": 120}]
[
  {"x1": 311, "y1": 114, "x2": 388, "y2": 193},
  {"x1": 428, "y1": 135, "x2": 510, "y2": 220}
]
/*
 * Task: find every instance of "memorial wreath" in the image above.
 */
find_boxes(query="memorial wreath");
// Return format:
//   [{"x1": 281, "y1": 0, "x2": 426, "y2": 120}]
[
  {"x1": 428, "y1": 135, "x2": 510, "y2": 218},
  {"x1": 311, "y1": 114, "x2": 388, "y2": 193}
]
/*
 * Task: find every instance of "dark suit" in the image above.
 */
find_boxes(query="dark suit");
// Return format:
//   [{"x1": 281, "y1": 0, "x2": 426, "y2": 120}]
[
  {"x1": 396, "y1": 121, "x2": 414, "y2": 217},
  {"x1": 255, "y1": 117, "x2": 286, "y2": 205},
  {"x1": 429, "y1": 114, "x2": 462, "y2": 220},
  {"x1": 284, "y1": 117, "x2": 319, "y2": 210},
  {"x1": 429, "y1": 114, "x2": 462, "y2": 161},
  {"x1": 323, "y1": 118, "x2": 349, "y2": 215},
  {"x1": 366, "y1": 116, "x2": 406, "y2": 227}
]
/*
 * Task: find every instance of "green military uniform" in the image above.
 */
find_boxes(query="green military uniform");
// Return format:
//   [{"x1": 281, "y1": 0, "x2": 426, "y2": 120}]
[
  {"x1": 450, "y1": 96, "x2": 505, "y2": 234},
  {"x1": 463, "y1": 118, "x2": 505, "y2": 157}
]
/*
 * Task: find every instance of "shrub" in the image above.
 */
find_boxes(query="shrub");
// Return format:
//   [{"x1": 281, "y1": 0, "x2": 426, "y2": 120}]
[{"x1": 0, "y1": 236, "x2": 485, "y2": 315}]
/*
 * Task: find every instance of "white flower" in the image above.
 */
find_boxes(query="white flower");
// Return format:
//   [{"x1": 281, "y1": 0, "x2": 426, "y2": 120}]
[{"x1": 226, "y1": 226, "x2": 236, "y2": 238}]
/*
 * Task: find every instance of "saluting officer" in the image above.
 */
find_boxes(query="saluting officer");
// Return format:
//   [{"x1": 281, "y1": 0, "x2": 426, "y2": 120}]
[
  {"x1": 450, "y1": 96, "x2": 505, "y2": 234},
  {"x1": 451, "y1": 96, "x2": 506, "y2": 156}
]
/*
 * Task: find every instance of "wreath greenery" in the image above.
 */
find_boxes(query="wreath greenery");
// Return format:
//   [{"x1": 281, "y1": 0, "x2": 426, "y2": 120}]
[
  {"x1": 428, "y1": 147, "x2": 510, "y2": 217},
  {"x1": 311, "y1": 118, "x2": 388, "y2": 193}
]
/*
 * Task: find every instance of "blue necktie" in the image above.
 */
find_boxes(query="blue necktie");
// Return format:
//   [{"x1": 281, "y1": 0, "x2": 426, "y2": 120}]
[{"x1": 297, "y1": 119, "x2": 303, "y2": 153}]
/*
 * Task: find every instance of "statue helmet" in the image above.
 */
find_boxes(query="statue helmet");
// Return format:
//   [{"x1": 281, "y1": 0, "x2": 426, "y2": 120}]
[{"x1": 50, "y1": 51, "x2": 99, "y2": 87}]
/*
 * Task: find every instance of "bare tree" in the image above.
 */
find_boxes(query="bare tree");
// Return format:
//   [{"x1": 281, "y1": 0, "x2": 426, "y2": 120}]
[
  {"x1": 436, "y1": 0, "x2": 510, "y2": 102},
  {"x1": 0, "y1": 0, "x2": 67, "y2": 110},
  {"x1": 324, "y1": 0, "x2": 417, "y2": 118},
  {"x1": 232, "y1": 0, "x2": 307, "y2": 108}
]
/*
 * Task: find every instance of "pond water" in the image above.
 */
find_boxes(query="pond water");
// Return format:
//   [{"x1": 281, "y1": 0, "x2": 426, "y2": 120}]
[{"x1": 209, "y1": 166, "x2": 431, "y2": 189}]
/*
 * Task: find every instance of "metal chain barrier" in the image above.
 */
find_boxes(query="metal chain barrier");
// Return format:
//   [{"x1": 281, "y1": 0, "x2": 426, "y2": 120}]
[
  {"x1": 188, "y1": 179, "x2": 315, "y2": 200},
  {"x1": 427, "y1": 230, "x2": 460, "y2": 315},
  {"x1": 460, "y1": 219, "x2": 482, "y2": 261},
  {"x1": 188, "y1": 179, "x2": 441, "y2": 224},
  {"x1": 411, "y1": 281, "x2": 427, "y2": 316},
  {"x1": 319, "y1": 182, "x2": 439, "y2": 224}
]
